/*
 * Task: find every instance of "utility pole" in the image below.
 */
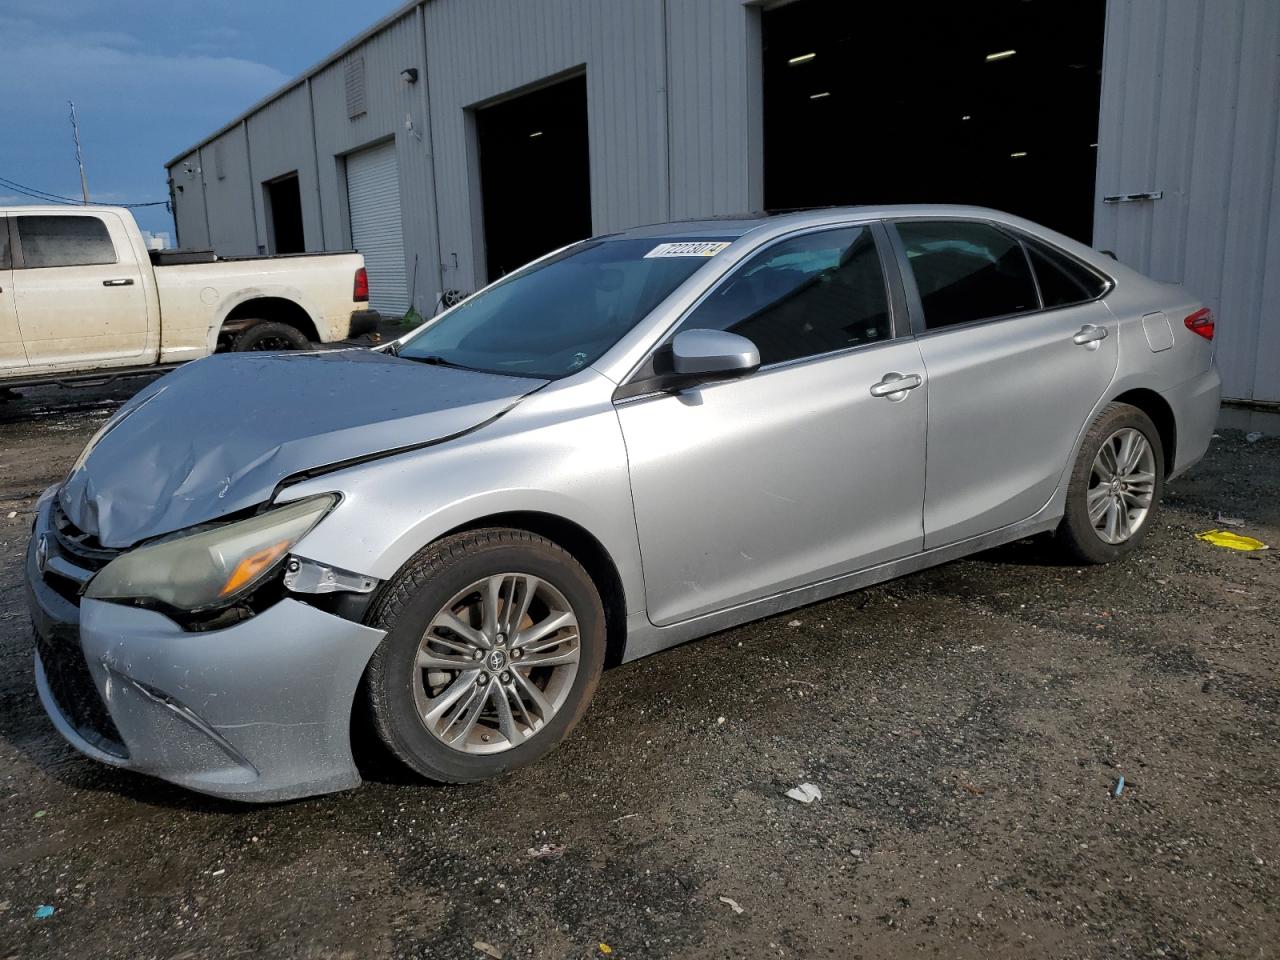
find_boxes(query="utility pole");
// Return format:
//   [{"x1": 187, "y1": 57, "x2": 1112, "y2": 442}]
[{"x1": 68, "y1": 100, "x2": 89, "y2": 204}]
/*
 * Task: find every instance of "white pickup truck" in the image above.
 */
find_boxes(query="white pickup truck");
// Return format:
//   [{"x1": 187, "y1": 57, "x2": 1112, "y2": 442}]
[{"x1": 0, "y1": 205, "x2": 379, "y2": 387}]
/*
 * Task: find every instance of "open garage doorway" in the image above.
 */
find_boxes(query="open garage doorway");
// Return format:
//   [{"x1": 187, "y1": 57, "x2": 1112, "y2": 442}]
[
  {"x1": 475, "y1": 73, "x2": 591, "y2": 282},
  {"x1": 762, "y1": 1, "x2": 1105, "y2": 243},
  {"x1": 264, "y1": 173, "x2": 305, "y2": 254}
]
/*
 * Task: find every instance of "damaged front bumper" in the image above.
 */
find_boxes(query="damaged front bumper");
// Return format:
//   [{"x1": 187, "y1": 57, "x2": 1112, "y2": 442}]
[{"x1": 25, "y1": 497, "x2": 385, "y2": 802}]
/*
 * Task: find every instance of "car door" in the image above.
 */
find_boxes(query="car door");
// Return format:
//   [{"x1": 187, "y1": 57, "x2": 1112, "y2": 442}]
[
  {"x1": 889, "y1": 219, "x2": 1120, "y2": 548},
  {"x1": 0, "y1": 218, "x2": 26, "y2": 370},
  {"x1": 615, "y1": 223, "x2": 928, "y2": 626},
  {"x1": 12, "y1": 212, "x2": 150, "y2": 369}
]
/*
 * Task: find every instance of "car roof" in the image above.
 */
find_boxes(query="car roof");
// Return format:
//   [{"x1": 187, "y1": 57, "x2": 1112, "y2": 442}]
[{"x1": 605, "y1": 204, "x2": 1040, "y2": 242}]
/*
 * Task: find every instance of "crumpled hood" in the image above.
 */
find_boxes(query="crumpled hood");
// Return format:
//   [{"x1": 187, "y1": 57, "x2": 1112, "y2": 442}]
[{"x1": 60, "y1": 349, "x2": 546, "y2": 548}]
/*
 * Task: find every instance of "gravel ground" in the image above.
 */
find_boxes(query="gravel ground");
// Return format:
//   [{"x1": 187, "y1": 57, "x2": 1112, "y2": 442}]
[{"x1": 0, "y1": 381, "x2": 1276, "y2": 960}]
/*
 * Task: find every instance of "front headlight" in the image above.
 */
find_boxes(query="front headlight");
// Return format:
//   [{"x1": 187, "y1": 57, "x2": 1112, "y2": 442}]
[{"x1": 85, "y1": 495, "x2": 336, "y2": 612}]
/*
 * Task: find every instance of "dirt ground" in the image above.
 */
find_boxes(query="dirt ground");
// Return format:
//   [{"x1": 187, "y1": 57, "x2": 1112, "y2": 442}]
[{"x1": 0, "y1": 380, "x2": 1276, "y2": 960}]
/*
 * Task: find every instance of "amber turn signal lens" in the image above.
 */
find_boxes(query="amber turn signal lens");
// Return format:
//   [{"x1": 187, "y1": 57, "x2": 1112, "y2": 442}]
[{"x1": 219, "y1": 539, "x2": 291, "y2": 597}]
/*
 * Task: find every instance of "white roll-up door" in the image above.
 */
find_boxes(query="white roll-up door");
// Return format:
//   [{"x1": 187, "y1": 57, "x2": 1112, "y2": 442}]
[{"x1": 346, "y1": 140, "x2": 408, "y2": 316}]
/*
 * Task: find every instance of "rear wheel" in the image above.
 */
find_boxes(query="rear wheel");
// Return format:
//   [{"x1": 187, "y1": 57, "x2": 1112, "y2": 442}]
[
  {"x1": 232, "y1": 321, "x2": 311, "y2": 352},
  {"x1": 364, "y1": 529, "x2": 605, "y2": 783},
  {"x1": 1055, "y1": 402, "x2": 1165, "y2": 564}
]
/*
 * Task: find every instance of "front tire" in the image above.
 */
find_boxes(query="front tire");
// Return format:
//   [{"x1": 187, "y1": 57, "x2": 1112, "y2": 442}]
[
  {"x1": 364, "y1": 529, "x2": 605, "y2": 783},
  {"x1": 1055, "y1": 402, "x2": 1165, "y2": 564}
]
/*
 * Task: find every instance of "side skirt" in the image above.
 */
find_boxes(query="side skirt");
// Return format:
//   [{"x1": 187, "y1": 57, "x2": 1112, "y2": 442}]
[{"x1": 620, "y1": 508, "x2": 1062, "y2": 663}]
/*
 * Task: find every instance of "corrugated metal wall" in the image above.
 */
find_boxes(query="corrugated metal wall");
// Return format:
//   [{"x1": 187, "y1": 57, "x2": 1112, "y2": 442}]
[
  {"x1": 168, "y1": 0, "x2": 1280, "y2": 401},
  {"x1": 201, "y1": 124, "x2": 258, "y2": 255},
  {"x1": 245, "y1": 83, "x2": 324, "y2": 252},
  {"x1": 424, "y1": 0, "x2": 668, "y2": 294},
  {"x1": 1095, "y1": 0, "x2": 1280, "y2": 402},
  {"x1": 665, "y1": 1, "x2": 763, "y2": 220},
  {"x1": 166, "y1": 0, "x2": 763, "y2": 310},
  {"x1": 170, "y1": 149, "x2": 210, "y2": 249},
  {"x1": 310, "y1": 6, "x2": 441, "y2": 319}
]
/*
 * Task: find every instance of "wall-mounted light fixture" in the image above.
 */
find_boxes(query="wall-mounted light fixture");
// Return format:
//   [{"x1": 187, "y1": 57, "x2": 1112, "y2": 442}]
[{"x1": 400, "y1": 67, "x2": 419, "y2": 84}]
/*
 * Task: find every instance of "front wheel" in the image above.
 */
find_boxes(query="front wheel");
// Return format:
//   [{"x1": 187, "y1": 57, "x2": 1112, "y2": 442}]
[
  {"x1": 363, "y1": 529, "x2": 605, "y2": 783},
  {"x1": 1055, "y1": 402, "x2": 1165, "y2": 564}
]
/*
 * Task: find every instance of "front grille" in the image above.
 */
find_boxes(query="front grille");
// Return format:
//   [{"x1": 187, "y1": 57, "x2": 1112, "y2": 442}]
[
  {"x1": 35, "y1": 628, "x2": 128, "y2": 759},
  {"x1": 49, "y1": 499, "x2": 120, "y2": 572},
  {"x1": 34, "y1": 496, "x2": 128, "y2": 758}
]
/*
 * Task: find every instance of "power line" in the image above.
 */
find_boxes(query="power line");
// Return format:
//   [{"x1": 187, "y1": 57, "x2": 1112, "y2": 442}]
[
  {"x1": 0, "y1": 176, "x2": 80, "y2": 205},
  {"x1": 0, "y1": 174, "x2": 169, "y2": 209}
]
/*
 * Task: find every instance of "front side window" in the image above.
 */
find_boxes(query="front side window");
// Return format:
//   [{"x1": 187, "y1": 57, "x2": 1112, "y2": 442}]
[
  {"x1": 17, "y1": 215, "x2": 117, "y2": 268},
  {"x1": 896, "y1": 220, "x2": 1037, "y2": 330},
  {"x1": 0, "y1": 220, "x2": 10, "y2": 270},
  {"x1": 677, "y1": 225, "x2": 890, "y2": 365},
  {"x1": 1024, "y1": 237, "x2": 1109, "y2": 308},
  {"x1": 398, "y1": 237, "x2": 730, "y2": 378}
]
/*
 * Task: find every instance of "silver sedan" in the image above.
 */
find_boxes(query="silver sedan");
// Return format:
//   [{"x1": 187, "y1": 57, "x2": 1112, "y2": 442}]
[{"x1": 25, "y1": 205, "x2": 1220, "y2": 800}]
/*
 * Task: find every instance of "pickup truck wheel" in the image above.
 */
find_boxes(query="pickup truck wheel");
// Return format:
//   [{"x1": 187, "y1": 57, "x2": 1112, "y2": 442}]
[
  {"x1": 232, "y1": 321, "x2": 311, "y2": 352},
  {"x1": 363, "y1": 529, "x2": 606, "y2": 783}
]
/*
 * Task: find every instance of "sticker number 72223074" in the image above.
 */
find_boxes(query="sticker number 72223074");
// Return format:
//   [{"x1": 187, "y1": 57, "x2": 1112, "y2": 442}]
[{"x1": 643, "y1": 241, "x2": 731, "y2": 259}]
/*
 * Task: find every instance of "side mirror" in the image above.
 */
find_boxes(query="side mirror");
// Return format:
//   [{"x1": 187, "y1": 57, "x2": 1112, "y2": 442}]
[{"x1": 670, "y1": 329, "x2": 760, "y2": 382}]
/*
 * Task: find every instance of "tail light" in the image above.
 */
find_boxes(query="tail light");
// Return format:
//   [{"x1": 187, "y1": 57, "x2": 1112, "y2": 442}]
[
  {"x1": 353, "y1": 267, "x2": 369, "y2": 303},
  {"x1": 1184, "y1": 307, "x2": 1214, "y2": 341}
]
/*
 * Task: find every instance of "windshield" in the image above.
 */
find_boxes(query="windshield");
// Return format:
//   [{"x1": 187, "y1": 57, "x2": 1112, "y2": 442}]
[{"x1": 398, "y1": 237, "x2": 733, "y2": 378}]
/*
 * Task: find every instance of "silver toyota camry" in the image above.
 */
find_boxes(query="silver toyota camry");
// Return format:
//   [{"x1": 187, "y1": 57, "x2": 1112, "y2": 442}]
[{"x1": 25, "y1": 205, "x2": 1220, "y2": 801}]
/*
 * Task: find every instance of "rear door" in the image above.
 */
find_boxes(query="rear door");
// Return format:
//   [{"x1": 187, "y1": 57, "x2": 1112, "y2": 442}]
[
  {"x1": 616, "y1": 223, "x2": 928, "y2": 626},
  {"x1": 12, "y1": 212, "x2": 150, "y2": 369},
  {"x1": 0, "y1": 218, "x2": 26, "y2": 370},
  {"x1": 889, "y1": 219, "x2": 1119, "y2": 547}
]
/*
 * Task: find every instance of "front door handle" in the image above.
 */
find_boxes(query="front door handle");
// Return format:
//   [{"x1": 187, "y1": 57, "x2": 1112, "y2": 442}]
[
  {"x1": 1072, "y1": 324, "x2": 1108, "y2": 345},
  {"x1": 869, "y1": 372, "x2": 923, "y2": 400},
  {"x1": 102, "y1": 278, "x2": 134, "y2": 287}
]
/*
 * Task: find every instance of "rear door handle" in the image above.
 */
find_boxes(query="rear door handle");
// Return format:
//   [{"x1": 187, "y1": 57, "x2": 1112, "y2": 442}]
[
  {"x1": 869, "y1": 372, "x2": 923, "y2": 399},
  {"x1": 1072, "y1": 324, "x2": 1108, "y2": 345},
  {"x1": 102, "y1": 278, "x2": 134, "y2": 287}
]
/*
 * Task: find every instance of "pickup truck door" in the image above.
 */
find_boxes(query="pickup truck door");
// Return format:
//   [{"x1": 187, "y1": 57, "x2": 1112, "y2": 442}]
[
  {"x1": 0, "y1": 218, "x2": 26, "y2": 369},
  {"x1": 11, "y1": 212, "x2": 150, "y2": 369}
]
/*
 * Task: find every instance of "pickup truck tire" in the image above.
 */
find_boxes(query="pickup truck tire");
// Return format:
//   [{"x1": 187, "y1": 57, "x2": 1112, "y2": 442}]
[{"x1": 232, "y1": 321, "x2": 311, "y2": 352}]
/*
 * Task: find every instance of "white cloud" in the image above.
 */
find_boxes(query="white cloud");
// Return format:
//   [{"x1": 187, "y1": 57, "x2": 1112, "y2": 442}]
[{"x1": 0, "y1": 16, "x2": 289, "y2": 122}]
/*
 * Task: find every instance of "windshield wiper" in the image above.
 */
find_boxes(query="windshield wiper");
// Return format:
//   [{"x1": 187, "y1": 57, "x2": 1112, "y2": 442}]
[{"x1": 406, "y1": 354, "x2": 474, "y2": 371}]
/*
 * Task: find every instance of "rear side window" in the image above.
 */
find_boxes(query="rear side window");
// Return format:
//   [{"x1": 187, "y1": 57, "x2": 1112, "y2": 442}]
[
  {"x1": 0, "y1": 220, "x2": 9, "y2": 269},
  {"x1": 680, "y1": 225, "x2": 891, "y2": 365},
  {"x1": 17, "y1": 215, "x2": 116, "y2": 268},
  {"x1": 896, "y1": 221, "x2": 1037, "y2": 330},
  {"x1": 1024, "y1": 238, "x2": 1108, "y2": 307}
]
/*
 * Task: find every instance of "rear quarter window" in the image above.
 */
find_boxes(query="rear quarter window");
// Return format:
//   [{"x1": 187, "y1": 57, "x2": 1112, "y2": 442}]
[
  {"x1": 1024, "y1": 238, "x2": 1109, "y2": 307},
  {"x1": 17, "y1": 215, "x2": 117, "y2": 268}
]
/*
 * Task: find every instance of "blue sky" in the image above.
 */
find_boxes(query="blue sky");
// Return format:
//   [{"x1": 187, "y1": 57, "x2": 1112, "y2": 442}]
[{"x1": 0, "y1": 0, "x2": 403, "y2": 237}]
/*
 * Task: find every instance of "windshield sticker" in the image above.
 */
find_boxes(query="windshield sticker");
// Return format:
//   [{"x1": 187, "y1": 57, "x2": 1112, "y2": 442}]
[{"x1": 643, "y1": 241, "x2": 731, "y2": 259}]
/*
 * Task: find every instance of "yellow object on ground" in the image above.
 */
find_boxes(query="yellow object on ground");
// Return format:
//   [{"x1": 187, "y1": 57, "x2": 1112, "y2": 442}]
[{"x1": 1195, "y1": 529, "x2": 1269, "y2": 551}]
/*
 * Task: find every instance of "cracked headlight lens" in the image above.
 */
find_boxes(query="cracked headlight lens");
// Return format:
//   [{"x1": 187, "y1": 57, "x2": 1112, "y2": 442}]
[{"x1": 85, "y1": 495, "x2": 336, "y2": 612}]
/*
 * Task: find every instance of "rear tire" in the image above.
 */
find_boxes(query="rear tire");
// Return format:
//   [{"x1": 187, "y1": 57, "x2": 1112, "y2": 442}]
[
  {"x1": 231, "y1": 321, "x2": 311, "y2": 352},
  {"x1": 364, "y1": 529, "x2": 605, "y2": 783},
  {"x1": 1055, "y1": 402, "x2": 1165, "y2": 564}
]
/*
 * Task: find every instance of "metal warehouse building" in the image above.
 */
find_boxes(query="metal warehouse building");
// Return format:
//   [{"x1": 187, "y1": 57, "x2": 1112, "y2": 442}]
[{"x1": 167, "y1": 0, "x2": 1280, "y2": 403}]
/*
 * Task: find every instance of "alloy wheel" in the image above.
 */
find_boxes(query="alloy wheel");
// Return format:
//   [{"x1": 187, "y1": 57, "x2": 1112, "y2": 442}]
[
  {"x1": 1087, "y1": 427, "x2": 1157, "y2": 544},
  {"x1": 411, "y1": 573, "x2": 581, "y2": 754}
]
